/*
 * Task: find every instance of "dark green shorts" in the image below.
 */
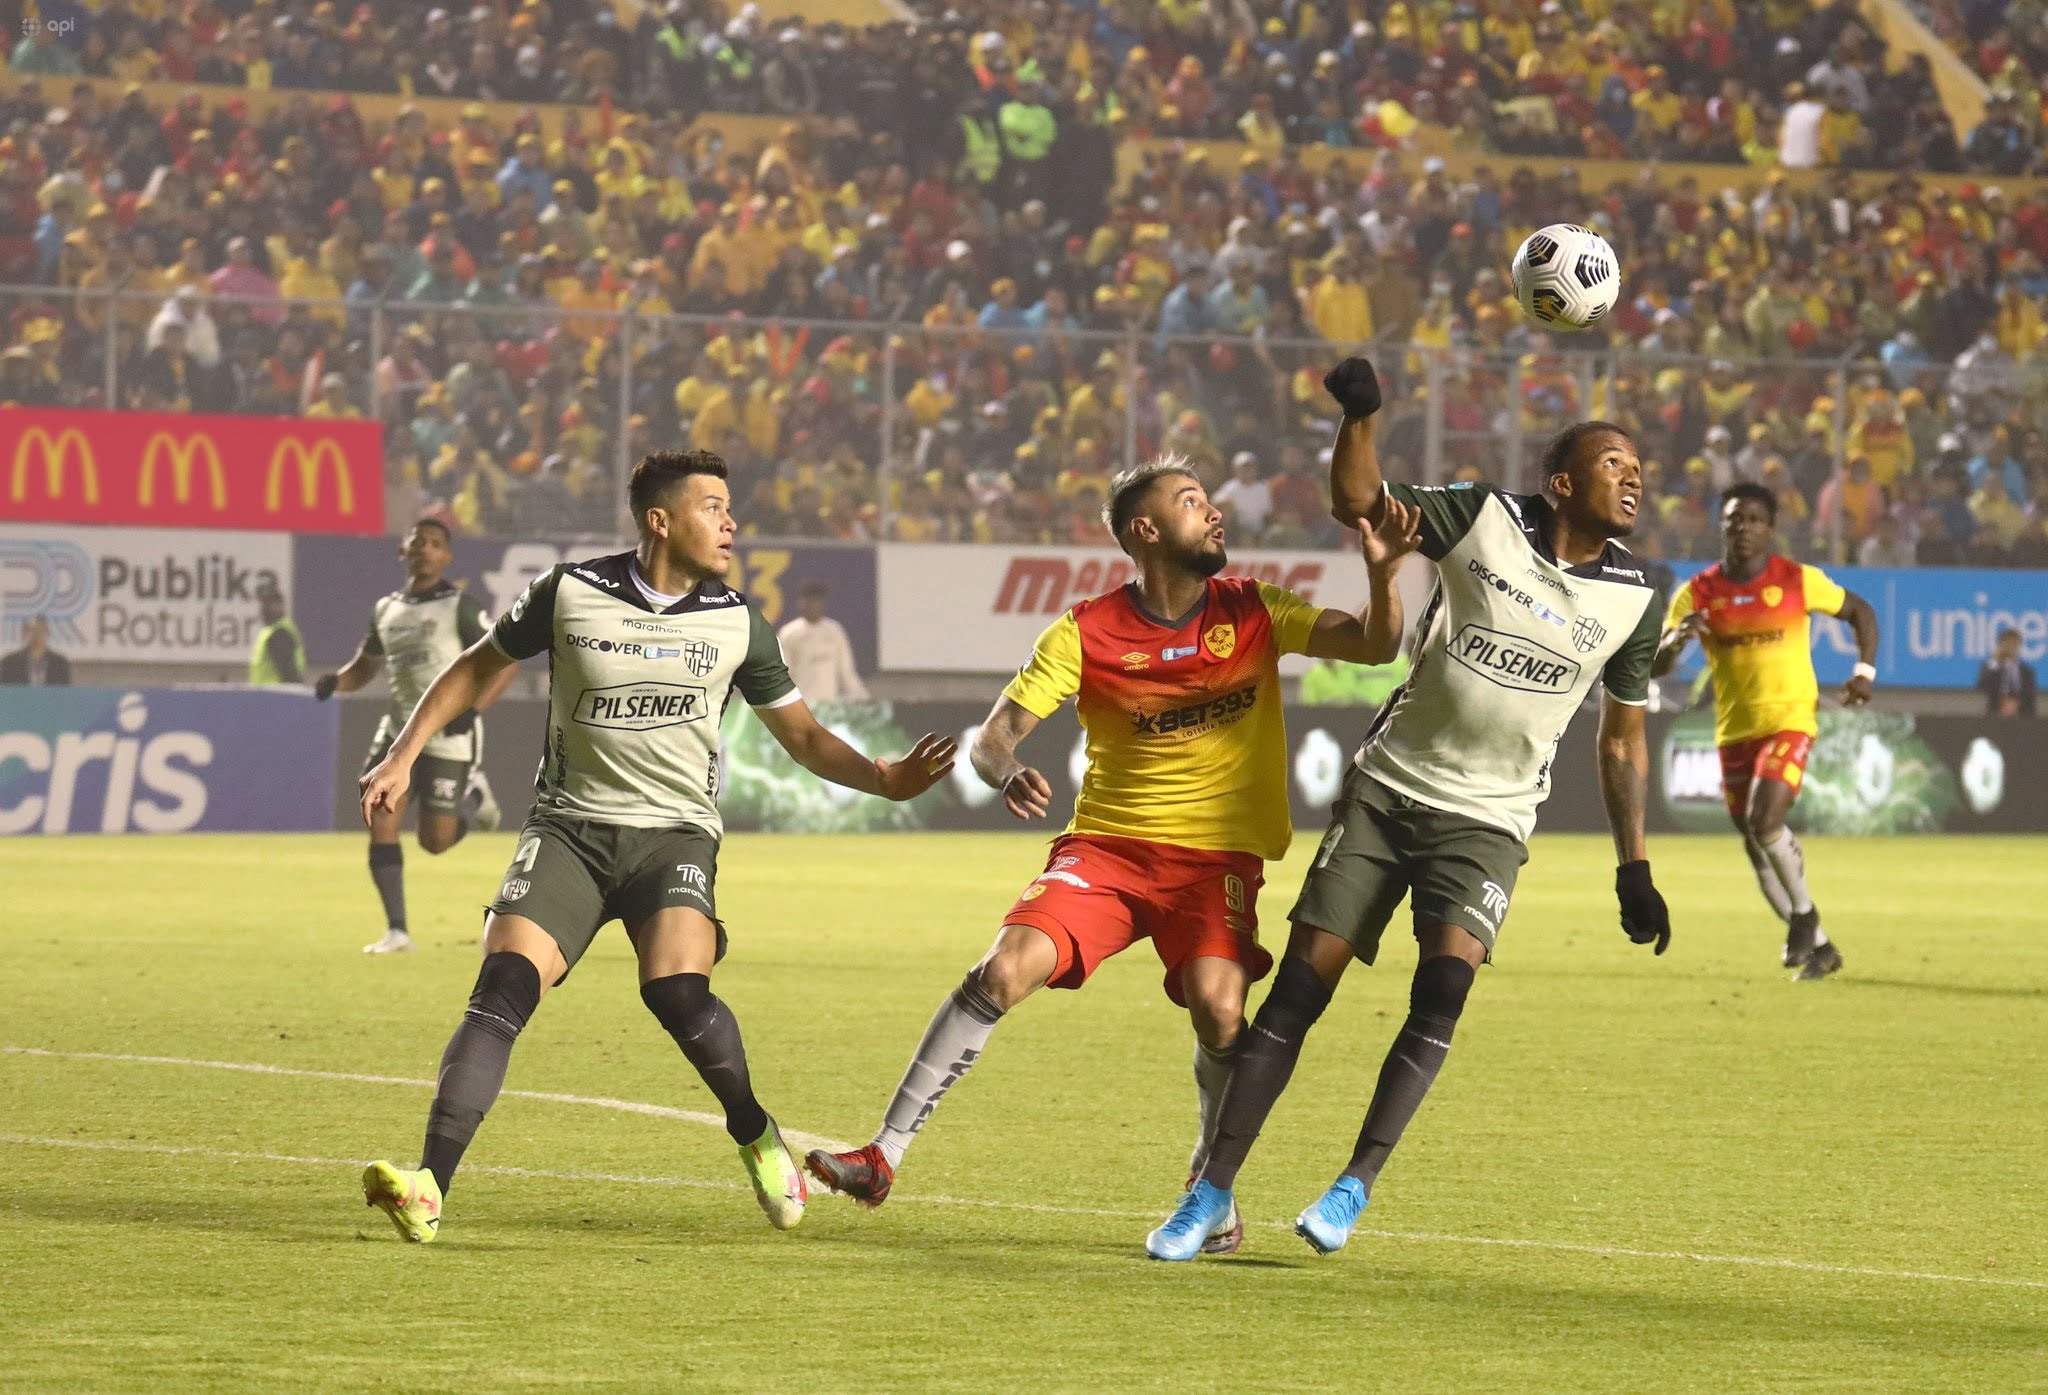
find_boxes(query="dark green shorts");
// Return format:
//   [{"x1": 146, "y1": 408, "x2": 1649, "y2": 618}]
[
  {"x1": 1290, "y1": 766, "x2": 1529, "y2": 963},
  {"x1": 363, "y1": 730, "x2": 472, "y2": 819},
  {"x1": 487, "y1": 812, "x2": 727, "y2": 982}
]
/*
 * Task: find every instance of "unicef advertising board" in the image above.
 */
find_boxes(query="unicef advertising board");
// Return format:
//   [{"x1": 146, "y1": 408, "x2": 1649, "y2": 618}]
[{"x1": 0, "y1": 688, "x2": 336, "y2": 835}]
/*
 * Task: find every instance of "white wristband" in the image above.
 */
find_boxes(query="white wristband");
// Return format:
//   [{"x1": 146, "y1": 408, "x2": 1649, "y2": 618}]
[{"x1": 1852, "y1": 662, "x2": 1877, "y2": 682}]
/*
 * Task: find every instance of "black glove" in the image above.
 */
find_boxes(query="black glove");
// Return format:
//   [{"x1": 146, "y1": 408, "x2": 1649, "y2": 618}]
[
  {"x1": 1322, "y1": 356, "x2": 1383, "y2": 419},
  {"x1": 313, "y1": 673, "x2": 338, "y2": 701},
  {"x1": 1615, "y1": 860, "x2": 1670, "y2": 955}
]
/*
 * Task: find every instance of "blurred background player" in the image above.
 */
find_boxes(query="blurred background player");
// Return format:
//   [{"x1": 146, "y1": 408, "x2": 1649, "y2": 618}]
[
  {"x1": 1149, "y1": 360, "x2": 1674, "y2": 1262},
  {"x1": 1653, "y1": 483, "x2": 1879, "y2": 980},
  {"x1": 805, "y1": 452, "x2": 1407, "y2": 1252},
  {"x1": 355, "y1": 451, "x2": 955, "y2": 1243},
  {"x1": 777, "y1": 581, "x2": 868, "y2": 702},
  {"x1": 315, "y1": 519, "x2": 512, "y2": 955}
]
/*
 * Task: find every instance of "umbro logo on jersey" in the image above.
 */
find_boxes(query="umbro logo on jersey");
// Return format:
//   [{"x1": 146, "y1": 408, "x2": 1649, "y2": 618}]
[{"x1": 1122, "y1": 652, "x2": 1151, "y2": 670}]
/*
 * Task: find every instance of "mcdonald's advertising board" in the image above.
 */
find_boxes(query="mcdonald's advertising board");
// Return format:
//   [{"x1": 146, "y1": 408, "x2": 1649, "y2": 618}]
[
  {"x1": 1, "y1": 408, "x2": 383, "y2": 535},
  {"x1": 0, "y1": 524, "x2": 291, "y2": 664}
]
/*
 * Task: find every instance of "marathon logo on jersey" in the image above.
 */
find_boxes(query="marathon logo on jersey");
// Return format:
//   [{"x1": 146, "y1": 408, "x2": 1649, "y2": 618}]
[
  {"x1": 1447, "y1": 625, "x2": 1582, "y2": 694},
  {"x1": 1469, "y1": 559, "x2": 1568, "y2": 628},
  {"x1": 618, "y1": 618, "x2": 693, "y2": 635},
  {"x1": 1130, "y1": 684, "x2": 1257, "y2": 736},
  {"x1": 572, "y1": 682, "x2": 710, "y2": 730}
]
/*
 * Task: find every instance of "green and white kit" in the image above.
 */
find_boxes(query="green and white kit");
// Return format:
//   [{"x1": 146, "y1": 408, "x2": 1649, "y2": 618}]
[{"x1": 361, "y1": 580, "x2": 490, "y2": 815}]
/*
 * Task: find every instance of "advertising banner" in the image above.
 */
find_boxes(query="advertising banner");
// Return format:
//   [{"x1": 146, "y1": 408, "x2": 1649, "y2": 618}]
[
  {"x1": 0, "y1": 686, "x2": 336, "y2": 835},
  {"x1": 1, "y1": 407, "x2": 383, "y2": 535},
  {"x1": 875, "y1": 543, "x2": 1402, "y2": 674},
  {"x1": 295, "y1": 535, "x2": 878, "y2": 671},
  {"x1": 0, "y1": 524, "x2": 292, "y2": 664},
  {"x1": 1664, "y1": 563, "x2": 2048, "y2": 691}
]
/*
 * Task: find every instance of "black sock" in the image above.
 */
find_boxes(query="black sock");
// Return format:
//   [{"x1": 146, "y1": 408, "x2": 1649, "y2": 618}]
[
  {"x1": 1340, "y1": 955, "x2": 1475, "y2": 1192},
  {"x1": 420, "y1": 952, "x2": 541, "y2": 1196},
  {"x1": 641, "y1": 973, "x2": 768, "y2": 1145},
  {"x1": 1201, "y1": 956, "x2": 1334, "y2": 1190},
  {"x1": 369, "y1": 842, "x2": 406, "y2": 931}
]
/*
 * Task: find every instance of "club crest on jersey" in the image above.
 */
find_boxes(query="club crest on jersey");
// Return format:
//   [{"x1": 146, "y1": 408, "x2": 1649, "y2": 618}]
[
  {"x1": 1570, "y1": 615, "x2": 1608, "y2": 653},
  {"x1": 1202, "y1": 623, "x2": 1236, "y2": 659},
  {"x1": 1762, "y1": 585, "x2": 1784, "y2": 607},
  {"x1": 679, "y1": 637, "x2": 719, "y2": 677}
]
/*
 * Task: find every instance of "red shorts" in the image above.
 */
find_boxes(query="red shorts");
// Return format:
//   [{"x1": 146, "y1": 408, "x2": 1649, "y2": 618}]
[
  {"x1": 1718, "y1": 730, "x2": 1814, "y2": 818},
  {"x1": 1002, "y1": 833, "x2": 1273, "y2": 1008}
]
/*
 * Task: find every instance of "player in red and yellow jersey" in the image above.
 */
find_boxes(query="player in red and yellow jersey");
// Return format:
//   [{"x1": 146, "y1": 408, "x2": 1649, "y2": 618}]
[
  {"x1": 807, "y1": 454, "x2": 1419, "y2": 1247},
  {"x1": 1654, "y1": 483, "x2": 1879, "y2": 979}
]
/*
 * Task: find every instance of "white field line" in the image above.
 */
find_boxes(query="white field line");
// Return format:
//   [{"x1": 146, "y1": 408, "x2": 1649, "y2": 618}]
[{"x1": 5, "y1": 1047, "x2": 2045, "y2": 1293}]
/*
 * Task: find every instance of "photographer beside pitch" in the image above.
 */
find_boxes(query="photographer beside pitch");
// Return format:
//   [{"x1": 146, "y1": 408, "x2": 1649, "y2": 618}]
[
  {"x1": 1148, "y1": 357, "x2": 1675, "y2": 1261},
  {"x1": 354, "y1": 450, "x2": 955, "y2": 1243}
]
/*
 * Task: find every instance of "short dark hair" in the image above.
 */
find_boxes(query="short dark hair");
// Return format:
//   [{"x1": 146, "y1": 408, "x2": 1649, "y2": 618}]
[
  {"x1": 1102, "y1": 453, "x2": 1199, "y2": 550},
  {"x1": 799, "y1": 580, "x2": 828, "y2": 601},
  {"x1": 1720, "y1": 480, "x2": 1778, "y2": 522},
  {"x1": 1539, "y1": 420, "x2": 1630, "y2": 493},
  {"x1": 629, "y1": 450, "x2": 728, "y2": 524},
  {"x1": 409, "y1": 516, "x2": 452, "y2": 542}
]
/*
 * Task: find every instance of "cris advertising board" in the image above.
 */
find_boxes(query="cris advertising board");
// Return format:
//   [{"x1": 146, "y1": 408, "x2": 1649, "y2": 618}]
[
  {"x1": 3, "y1": 408, "x2": 383, "y2": 535},
  {"x1": 0, "y1": 525, "x2": 291, "y2": 663},
  {"x1": 875, "y1": 542, "x2": 1418, "y2": 673},
  {"x1": 0, "y1": 688, "x2": 336, "y2": 835}
]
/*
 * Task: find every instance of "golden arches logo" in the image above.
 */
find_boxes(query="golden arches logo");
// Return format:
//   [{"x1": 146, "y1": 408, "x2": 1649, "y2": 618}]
[
  {"x1": 138, "y1": 431, "x2": 227, "y2": 509},
  {"x1": 265, "y1": 437, "x2": 356, "y2": 515},
  {"x1": 10, "y1": 427, "x2": 99, "y2": 504}
]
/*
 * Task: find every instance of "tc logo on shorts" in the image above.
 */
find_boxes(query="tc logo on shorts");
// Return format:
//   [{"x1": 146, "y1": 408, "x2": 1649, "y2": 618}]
[
  {"x1": 573, "y1": 683, "x2": 709, "y2": 729},
  {"x1": 431, "y1": 777, "x2": 458, "y2": 803},
  {"x1": 1481, "y1": 881, "x2": 1510, "y2": 922},
  {"x1": 500, "y1": 878, "x2": 530, "y2": 901},
  {"x1": 1570, "y1": 615, "x2": 1608, "y2": 654},
  {"x1": 667, "y1": 863, "x2": 711, "y2": 904},
  {"x1": 1448, "y1": 625, "x2": 1582, "y2": 694}
]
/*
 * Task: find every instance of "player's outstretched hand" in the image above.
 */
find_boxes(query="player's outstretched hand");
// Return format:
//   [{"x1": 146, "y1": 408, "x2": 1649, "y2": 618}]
[
  {"x1": 1615, "y1": 860, "x2": 1671, "y2": 956},
  {"x1": 1001, "y1": 766, "x2": 1054, "y2": 821},
  {"x1": 875, "y1": 732, "x2": 958, "y2": 802},
  {"x1": 313, "y1": 673, "x2": 338, "y2": 701},
  {"x1": 359, "y1": 755, "x2": 413, "y2": 826},
  {"x1": 1361, "y1": 496, "x2": 1424, "y2": 568},
  {"x1": 1323, "y1": 357, "x2": 1383, "y2": 418}
]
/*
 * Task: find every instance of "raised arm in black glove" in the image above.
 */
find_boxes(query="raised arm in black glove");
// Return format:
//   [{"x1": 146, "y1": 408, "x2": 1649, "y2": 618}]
[{"x1": 1322, "y1": 356, "x2": 1383, "y2": 419}]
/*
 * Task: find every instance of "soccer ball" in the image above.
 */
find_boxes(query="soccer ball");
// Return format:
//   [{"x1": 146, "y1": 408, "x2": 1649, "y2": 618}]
[{"x1": 1510, "y1": 224, "x2": 1620, "y2": 331}]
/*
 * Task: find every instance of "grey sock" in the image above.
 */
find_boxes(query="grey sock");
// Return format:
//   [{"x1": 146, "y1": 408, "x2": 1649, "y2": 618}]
[
  {"x1": 873, "y1": 972, "x2": 1004, "y2": 1169},
  {"x1": 369, "y1": 842, "x2": 406, "y2": 932},
  {"x1": 1742, "y1": 837, "x2": 1795, "y2": 925},
  {"x1": 1759, "y1": 827, "x2": 1815, "y2": 917},
  {"x1": 421, "y1": 953, "x2": 540, "y2": 1195},
  {"x1": 1340, "y1": 956, "x2": 1474, "y2": 1193},
  {"x1": 1189, "y1": 1038, "x2": 1238, "y2": 1178},
  {"x1": 642, "y1": 973, "x2": 767, "y2": 1145}
]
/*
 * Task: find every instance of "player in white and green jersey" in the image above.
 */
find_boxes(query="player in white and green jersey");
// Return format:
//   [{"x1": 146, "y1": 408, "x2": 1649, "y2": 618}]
[
  {"x1": 1149, "y1": 357, "x2": 1675, "y2": 1261},
  {"x1": 315, "y1": 519, "x2": 514, "y2": 955},
  {"x1": 355, "y1": 450, "x2": 956, "y2": 1243}
]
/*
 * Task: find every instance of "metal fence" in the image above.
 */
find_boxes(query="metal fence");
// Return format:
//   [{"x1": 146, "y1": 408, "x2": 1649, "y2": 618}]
[{"x1": 2, "y1": 283, "x2": 2027, "y2": 560}]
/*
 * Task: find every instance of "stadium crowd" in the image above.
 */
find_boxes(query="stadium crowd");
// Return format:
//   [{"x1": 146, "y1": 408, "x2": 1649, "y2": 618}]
[{"x1": 0, "y1": 5, "x2": 2044, "y2": 564}]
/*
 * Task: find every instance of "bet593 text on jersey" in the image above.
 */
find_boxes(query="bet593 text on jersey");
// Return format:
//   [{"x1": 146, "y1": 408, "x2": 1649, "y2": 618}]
[
  {"x1": 1358, "y1": 482, "x2": 1660, "y2": 841},
  {"x1": 488, "y1": 552, "x2": 799, "y2": 833}
]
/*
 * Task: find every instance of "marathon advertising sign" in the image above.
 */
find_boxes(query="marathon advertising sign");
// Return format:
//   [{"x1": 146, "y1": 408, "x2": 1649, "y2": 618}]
[
  {"x1": 875, "y1": 543, "x2": 1427, "y2": 674},
  {"x1": 295, "y1": 535, "x2": 877, "y2": 671},
  {"x1": 0, "y1": 687, "x2": 336, "y2": 836},
  {"x1": 2, "y1": 407, "x2": 383, "y2": 535},
  {"x1": 1664, "y1": 563, "x2": 2048, "y2": 691},
  {"x1": 0, "y1": 524, "x2": 292, "y2": 664}
]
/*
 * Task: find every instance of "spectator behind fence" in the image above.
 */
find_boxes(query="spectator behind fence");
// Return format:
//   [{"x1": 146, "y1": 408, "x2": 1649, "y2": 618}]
[
  {"x1": 777, "y1": 581, "x2": 867, "y2": 703},
  {"x1": 0, "y1": 616, "x2": 72, "y2": 687},
  {"x1": 1978, "y1": 629, "x2": 2038, "y2": 717}
]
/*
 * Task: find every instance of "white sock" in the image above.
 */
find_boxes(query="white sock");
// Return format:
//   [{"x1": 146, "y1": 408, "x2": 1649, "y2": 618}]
[
  {"x1": 872, "y1": 975, "x2": 1004, "y2": 1169},
  {"x1": 1742, "y1": 838, "x2": 1795, "y2": 925},
  {"x1": 1759, "y1": 827, "x2": 1815, "y2": 917},
  {"x1": 1188, "y1": 1038, "x2": 1238, "y2": 1178}
]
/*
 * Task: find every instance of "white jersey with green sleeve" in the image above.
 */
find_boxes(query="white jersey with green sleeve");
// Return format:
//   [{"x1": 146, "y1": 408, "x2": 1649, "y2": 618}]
[
  {"x1": 488, "y1": 551, "x2": 801, "y2": 833},
  {"x1": 364, "y1": 580, "x2": 490, "y2": 762},
  {"x1": 1355, "y1": 481, "x2": 1660, "y2": 842}
]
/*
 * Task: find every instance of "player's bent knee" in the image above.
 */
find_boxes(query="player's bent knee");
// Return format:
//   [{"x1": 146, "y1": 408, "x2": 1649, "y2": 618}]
[
  {"x1": 973, "y1": 951, "x2": 1045, "y2": 1012},
  {"x1": 1254, "y1": 955, "x2": 1335, "y2": 1041},
  {"x1": 1743, "y1": 810, "x2": 1784, "y2": 843},
  {"x1": 1411, "y1": 955, "x2": 1476, "y2": 1022},
  {"x1": 640, "y1": 971, "x2": 714, "y2": 1035},
  {"x1": 468, "y1": 952, "x2": 542, "y2": 1041}
]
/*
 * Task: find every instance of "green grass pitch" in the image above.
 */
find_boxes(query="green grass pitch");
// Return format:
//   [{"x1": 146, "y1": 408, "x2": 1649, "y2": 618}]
[{"x1": 2, "y1": 830, "x2": 2045, "y2": 1394}]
